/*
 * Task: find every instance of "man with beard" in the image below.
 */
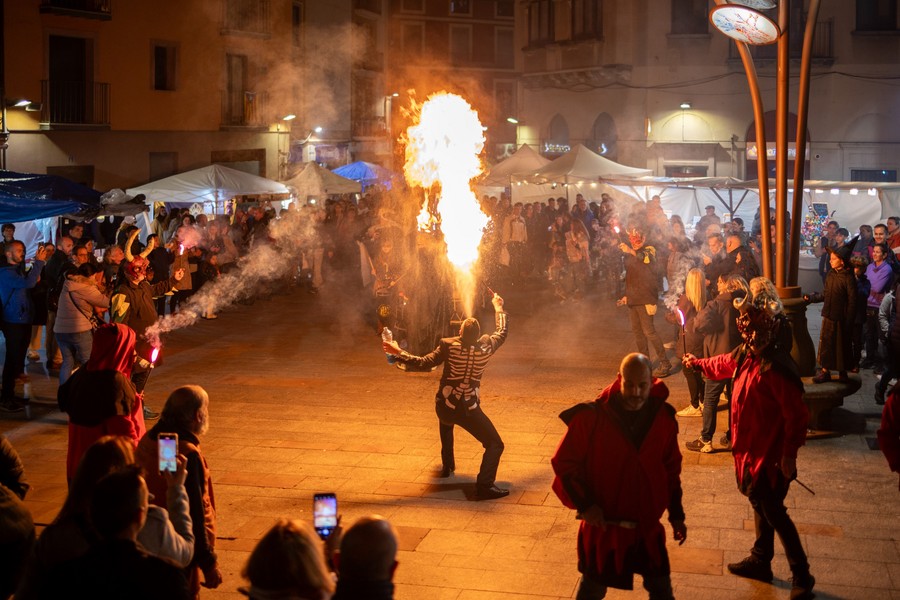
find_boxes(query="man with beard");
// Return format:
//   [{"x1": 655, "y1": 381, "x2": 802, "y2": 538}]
[
  {"x1": 0, "y1": 242, "x2": 48, "y2": 412},
  {"x1": 683, "y1": 279, "x2": 815, "y2": 600},
  {"x1": 136, "y1": 385, "x2": 222, "y2": 598},
  {"x1": 551, "y1": 353, "x2": 686, "y2": 599}
]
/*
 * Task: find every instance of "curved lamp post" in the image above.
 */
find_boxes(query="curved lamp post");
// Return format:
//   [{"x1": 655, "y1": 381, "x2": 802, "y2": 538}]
[{"x1": 709, "y1": 0, "x2": 823, "y2": 375}]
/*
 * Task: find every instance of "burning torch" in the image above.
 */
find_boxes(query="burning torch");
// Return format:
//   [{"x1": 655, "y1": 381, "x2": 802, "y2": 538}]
[
  {"x1": 137, "y1": 346, "x2": 161, "y2": 377},
  {"x1": 676, "y1": 308, "x2": 686, "y2": 356}
]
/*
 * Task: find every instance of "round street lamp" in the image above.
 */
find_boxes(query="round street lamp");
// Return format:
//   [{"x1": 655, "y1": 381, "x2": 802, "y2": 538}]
[{"x1": 709, "y1": 0, "x2": 824, "y2": 375}]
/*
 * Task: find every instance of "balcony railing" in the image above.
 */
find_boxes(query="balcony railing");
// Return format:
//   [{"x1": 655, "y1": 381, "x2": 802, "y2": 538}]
[
  {"x1": 222, "y1": 0, "x2": 270, "y2": 36},
  {"x1": 41, "y1": 80, "x2": 110, "y2": 126},
  {"x1": 727, "y1": 18, "x2": 834, "y2": 63},
  {"x1": 221, "y1": 90, "x2": 268, "y2": 128},
  {"x1": 40, "y1": 0, "x2": 111, "y2": 19}
]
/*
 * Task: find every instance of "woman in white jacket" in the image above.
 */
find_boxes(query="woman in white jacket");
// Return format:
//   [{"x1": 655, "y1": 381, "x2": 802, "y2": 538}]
[{"x1": 53, "y1": 262, "x2": 110, "y2": 384}]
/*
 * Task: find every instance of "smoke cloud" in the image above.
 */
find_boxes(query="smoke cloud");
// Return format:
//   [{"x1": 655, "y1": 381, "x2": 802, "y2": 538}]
[{"x1": 144, "y1": 210, "x2": 317, "y2": 348}]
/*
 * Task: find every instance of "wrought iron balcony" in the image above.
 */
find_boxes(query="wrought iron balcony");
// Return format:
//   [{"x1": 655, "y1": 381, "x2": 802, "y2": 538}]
[
  {"x1": 40, "y1": 80, "x2": 110, "y2": 126},
  {"x1": 222, "y1": 0, "x2": 271, "y2": 36},
  {"x1": 221, "y1": 90, "x2": 268, "y2": 128},
  {"x1": 39, "y1": 0, "x2": 112, "y2": 20}
]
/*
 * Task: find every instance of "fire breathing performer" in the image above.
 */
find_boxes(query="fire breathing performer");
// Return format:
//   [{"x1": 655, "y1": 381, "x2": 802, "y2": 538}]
[
  {"x1": 383, "y1": 293, "x2": 509, "y2": 500},
  {"x1": 682, "y1": 279, "x2": 816, "y2": 600},
  {"x1": 551, "y1": 352, "x2": 686, "y2": 599},
  {"x1": 111, "y1": 230, "x2": 185, "y2": 420}
]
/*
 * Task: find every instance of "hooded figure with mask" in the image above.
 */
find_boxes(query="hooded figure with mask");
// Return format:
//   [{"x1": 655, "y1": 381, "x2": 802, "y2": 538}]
[
  {"x1": 804, "y1": 237, "x2": 858, "y2": 382},
  {"x1": 683, "y1": 278, "x2": 815, "y2": 600}
]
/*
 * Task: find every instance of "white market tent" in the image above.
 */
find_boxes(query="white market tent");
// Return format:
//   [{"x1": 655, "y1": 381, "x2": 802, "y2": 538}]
[
  {"x1": 480, "y1": 144, "x2": 551, "y2": 187},
  {"x1": 602, "y1": 176, "x2": 896, "y2": 238},
  {"x1": 281, "y1": 161, "x2": 361, "y2": 201},
  {"x1": 127, "y1": 164, "x2": 289, "y2": 209},
  {"x1": 509, "y1": 143, "x2": 652, "y2": 204},
  {"x1": 520, "y1": 143, "x2": 653, "y2": 185},
  {"x1": 127, "y1": 164, "x2": 290, "y2": 241},
  {"x1": 476, "y1": 144, "x2": 558, "y2": 203}
]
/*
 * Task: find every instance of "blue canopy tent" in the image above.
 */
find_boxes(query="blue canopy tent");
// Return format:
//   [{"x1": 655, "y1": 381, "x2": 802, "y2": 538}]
[
  {"x1": 332, "y1": 161, "x2": 394, "y2": 190},
  {"x1": 0, "y1": 171, "x2": 102, "y2": 222}
]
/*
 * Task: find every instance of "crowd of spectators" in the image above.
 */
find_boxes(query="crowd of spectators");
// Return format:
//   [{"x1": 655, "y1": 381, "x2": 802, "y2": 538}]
[{"x1": 4, "y1": 188, "x2": 900, "y2": 598}]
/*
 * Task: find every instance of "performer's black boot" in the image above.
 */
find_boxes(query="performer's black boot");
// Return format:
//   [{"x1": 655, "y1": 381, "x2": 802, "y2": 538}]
[{"x1": 475, "y1": 484, "x2": 509, "y2": 500}]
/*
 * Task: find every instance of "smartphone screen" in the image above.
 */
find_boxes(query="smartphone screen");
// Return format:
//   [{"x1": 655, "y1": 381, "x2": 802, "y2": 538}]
[
  {"x1": 158, "y1": 433, "x2": 178, "y2": 474},
  {"x1": 313, "y1": 493, "x2": 337, "y2": 540}
]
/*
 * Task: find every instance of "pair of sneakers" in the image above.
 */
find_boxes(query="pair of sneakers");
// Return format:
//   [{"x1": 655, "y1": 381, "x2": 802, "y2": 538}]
[
  {"x1": 685, "y1": 437, "x2": 713, "y2": 453},
  {"x1": 728, "y1": 556, "x2": 815, "y2": 599}
]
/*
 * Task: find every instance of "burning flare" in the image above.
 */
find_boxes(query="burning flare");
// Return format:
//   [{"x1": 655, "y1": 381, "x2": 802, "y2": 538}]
[{"x1": 403, "y1": 92, "x2": 489, "y2": 314}]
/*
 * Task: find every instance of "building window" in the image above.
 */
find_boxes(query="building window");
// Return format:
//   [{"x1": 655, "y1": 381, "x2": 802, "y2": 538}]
[
  {"x1": 496, "y1": 28, "x2": 514, "y2": 68},
  {"x1": 572, "y1": 0, "x2": 602, "y2": 39},
  {"x1": 496, "y1": 0, "x2": 514, "y2": 18},
  {"x1": 449, "y1": 0, "x2": 471, "y2": 15},
  {"x1": 528, "y1": 0, "x2": 555, "y2": 46},
  {"x1": 588, "y1": 113, "x2": 617, "y2": 160},
  {"x1": 223, "y1": 0, "x2": 270, "y2": 35},
  {"x1": 149, "y1": 152, "x2": 178, "y2": 181},
  {"x1": 401, "y1": 0, "x2": 424, "y2": 13},
  {"x1": 450, "y1": 25, "x2": 472, "y2": 64},
  {"x1": 544, "y1": 114, "x2": 570, "y2": 156},
  {"x1": 857, "y1": 0, "x2": 898, "y2": 31},
  {"x1": 671, "y1": 0, "x2": 708, "y2": 34},
  {"x1": 401, "y1": 22, "x2": 424, "y2": 56},
  {"x1": 354, "y1": 0, "x2": 381, "y2": 14},
  {"x1": 851, "y1": 168, "x2": 897, "y2": 182},
  {"x1": 665, "y1": 164, "x2": 708, "y2": 177},
  {"x1": 152, "y1": 43, "x2": 177, "y2": 91},
  {"x1": 292, "y1": 1, "x2": 304, "y2": 47}
]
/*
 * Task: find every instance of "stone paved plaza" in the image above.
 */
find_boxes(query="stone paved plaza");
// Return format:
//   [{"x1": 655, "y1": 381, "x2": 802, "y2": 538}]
[{"x1": 2, "y1": 285, "x2": 899, "y2": 599}]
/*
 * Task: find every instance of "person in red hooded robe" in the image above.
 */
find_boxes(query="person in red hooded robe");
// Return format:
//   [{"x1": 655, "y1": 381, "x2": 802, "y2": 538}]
[
  {"x1": 58, "y1": 323, "x2": 145, "y2": 483},
  {"x1": 551, "y1": 353, "x2": 686, "y2": 599},
  {"x1": 683, "y1": 277, "x2": 815, "y2": 600}
]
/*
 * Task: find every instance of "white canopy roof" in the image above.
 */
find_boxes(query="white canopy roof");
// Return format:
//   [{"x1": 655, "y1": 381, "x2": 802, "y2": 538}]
[
  {"x1": 479, "y1": 144, "x2": 551, "y2": 187},
  {"x1": 519, "y1": 144, "x2": 652, "y2": 184},
  {"x1": 281, "y1": 162, "x2": 361, "y2": 200},
  {"x1": 127, "y1": 164, "x2": 289, "y2": 205}
]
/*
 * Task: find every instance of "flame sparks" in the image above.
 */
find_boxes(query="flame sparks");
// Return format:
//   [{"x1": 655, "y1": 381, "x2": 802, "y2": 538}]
[
  {"x1": 150, "y1": 346, "x2": 160, "y2": 364},
  {"x1": 676, "y1": 308, "x2": 685, "y2": 328},
  {"x1": 403, "y1": 92, "x2": 489, "y2": 314}
]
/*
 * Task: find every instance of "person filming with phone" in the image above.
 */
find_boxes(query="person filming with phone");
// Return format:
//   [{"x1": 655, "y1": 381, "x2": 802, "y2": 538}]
[
  {"x1": 136, "y1": 385, "x2": 222, "y2": 597},
  {"x1": 383, "y1": 293, "x2": 510, "y2": 500}
]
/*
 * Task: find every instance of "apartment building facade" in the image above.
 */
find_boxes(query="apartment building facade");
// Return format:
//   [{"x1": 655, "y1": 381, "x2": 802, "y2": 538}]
[{"x1": 513, "y1": 0, "x2": 900, "y2": 182}]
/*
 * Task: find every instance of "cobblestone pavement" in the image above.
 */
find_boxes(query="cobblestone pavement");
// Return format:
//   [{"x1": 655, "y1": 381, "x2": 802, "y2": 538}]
[{"x1": 3, "y1": 284, "x2": 899, "y2": 599}]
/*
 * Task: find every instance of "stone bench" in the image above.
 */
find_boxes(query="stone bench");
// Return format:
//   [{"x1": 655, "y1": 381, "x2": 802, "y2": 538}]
[{"x1": 801, "y1": 374, "x2": 861, "y2": 432}]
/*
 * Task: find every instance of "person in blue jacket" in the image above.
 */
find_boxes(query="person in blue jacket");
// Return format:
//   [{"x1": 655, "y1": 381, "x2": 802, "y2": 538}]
[{"x1": 0, "y1": 241, "x2": 48, "y2": 412}]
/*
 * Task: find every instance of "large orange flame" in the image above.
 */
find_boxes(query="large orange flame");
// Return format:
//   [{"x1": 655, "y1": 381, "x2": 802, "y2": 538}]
[{"x1": 403, "y1": 92, "x2": 489, "y2": 315}]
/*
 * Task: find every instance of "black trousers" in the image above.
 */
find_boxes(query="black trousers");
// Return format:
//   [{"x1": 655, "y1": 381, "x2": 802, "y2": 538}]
[
  {"x1": 435, "y1": 401, "x2": 504, "y2": 487},
  {"x1": 1, "y1": 323, "x2": 31, "y2": 401},
  {"x1": 745, "y1": 469, "x2": 811, "y2": 577}
]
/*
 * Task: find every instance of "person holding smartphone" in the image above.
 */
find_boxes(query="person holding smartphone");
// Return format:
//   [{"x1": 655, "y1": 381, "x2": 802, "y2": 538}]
[
  {"x1": 136, "y1": 385, "x2": 222, "y2": 597},
  {"x1": 383, "y1": 293, "x2": 510, "y2": 500}
]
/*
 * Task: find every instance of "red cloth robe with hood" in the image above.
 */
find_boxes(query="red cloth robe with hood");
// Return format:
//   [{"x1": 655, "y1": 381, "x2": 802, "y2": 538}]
[
  {"x1": 691, "y1": 348, "x2": 808, "y2": 489},
  {"x1": 60, "y1": 323, "x2": 145, "y2": 481},
  {"x1": 551, "y1": 377, "x2": 684, "y2": 587}
]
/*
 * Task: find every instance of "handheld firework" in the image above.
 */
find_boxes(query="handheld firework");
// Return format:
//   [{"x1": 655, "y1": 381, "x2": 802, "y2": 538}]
[{"x1": 676, "y1": 308, "x2": 686, "y2": 356}]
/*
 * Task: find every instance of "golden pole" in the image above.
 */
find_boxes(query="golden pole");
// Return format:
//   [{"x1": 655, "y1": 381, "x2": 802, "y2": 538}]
[
  {"x1": 774, "y1": 0, "x2": 790, "y2": 289},
  {"x1": 788, "y1": 0, "x2": 822, "y2": 286},
  {"x1": 714, "y1": 0, "x2": 773, "y2": 280}
]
